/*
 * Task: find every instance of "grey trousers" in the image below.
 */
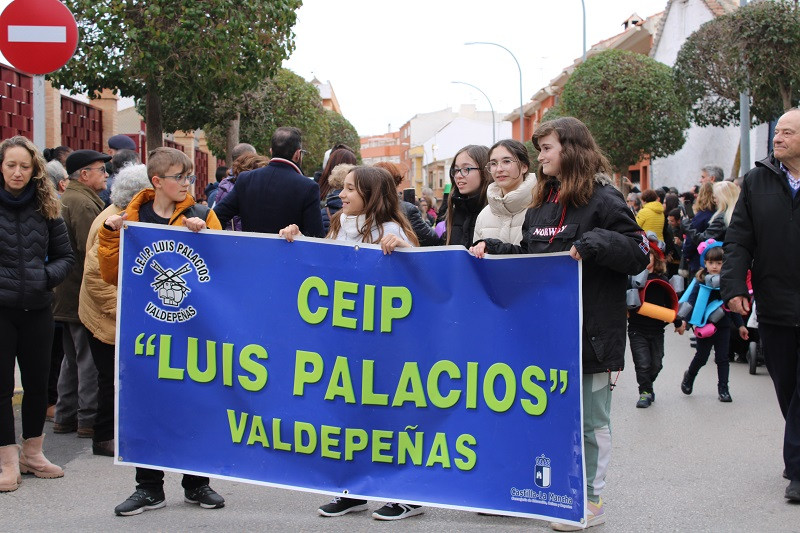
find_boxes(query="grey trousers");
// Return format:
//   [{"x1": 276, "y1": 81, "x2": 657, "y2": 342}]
[{"x1": 54, "y1": 322, "x2": 97, "y2": 428}]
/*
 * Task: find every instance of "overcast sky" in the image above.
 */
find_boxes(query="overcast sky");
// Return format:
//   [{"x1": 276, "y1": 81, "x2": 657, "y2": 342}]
[
  {"x1": 283, "y1": 0, "x2": 669, "y2": 137},
  {"x1": 0, "y1": 0, "x2": 670, "y2": 137}
]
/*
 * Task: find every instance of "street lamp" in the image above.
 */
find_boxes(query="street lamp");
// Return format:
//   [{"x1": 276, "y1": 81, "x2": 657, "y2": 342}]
[
  {"x1": 451, "y1": 81, "x2": 496, "y2": 144},
  {"x1": 581, "y1": 0, "x2": 586, "y2": 62},
  {"x1": 465, "y1": 41, "x2": 524, "y2": 143}
]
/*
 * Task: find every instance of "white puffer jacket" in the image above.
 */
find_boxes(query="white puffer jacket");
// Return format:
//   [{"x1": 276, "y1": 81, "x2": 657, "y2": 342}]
[{"x1": 473, "y1": 174, "x2": 536, "y2": 245}]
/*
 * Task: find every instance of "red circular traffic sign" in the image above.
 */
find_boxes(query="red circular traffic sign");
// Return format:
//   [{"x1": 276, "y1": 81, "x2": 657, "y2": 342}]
[{"x1": 0, "y1": 0, "x2": 78, "y2": 75}]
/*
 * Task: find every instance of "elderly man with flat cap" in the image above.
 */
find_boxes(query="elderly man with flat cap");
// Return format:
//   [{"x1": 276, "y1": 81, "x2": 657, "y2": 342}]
[{"x1": 52, "y1": 149, "x2": 111, "y2": 438}]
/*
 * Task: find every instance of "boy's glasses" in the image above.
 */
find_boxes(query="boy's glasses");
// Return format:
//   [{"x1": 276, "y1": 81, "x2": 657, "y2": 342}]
[{"x1": 161, "y1": 173, "x2": 197, "y2": 184}]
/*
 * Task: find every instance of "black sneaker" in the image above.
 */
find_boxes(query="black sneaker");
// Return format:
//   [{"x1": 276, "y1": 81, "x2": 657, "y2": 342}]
[
  {"x1": 785, "y1": 480, "x2": 800, "y2": 502},
  {"x1": 636, "y1": 392, "x2": 653, "y2": 408},
  {"x1": 184, "y1": 485, "x2": 225, "y2": 509},
  {"x1": 718, "y1": 386, "x2": 732, "y2": 403},
  {"x1": 318, "y1": 496, "x2": 368, "y2": 517},
  {"x1": 681, "y1": 371, "x2": 694, "y2": 395},
  {"x1": 372, "y1": 503, "x2": 424, "y2": 520},
  {"x1": 114, "y1": 488, "x2": 166, "y2": 516}
]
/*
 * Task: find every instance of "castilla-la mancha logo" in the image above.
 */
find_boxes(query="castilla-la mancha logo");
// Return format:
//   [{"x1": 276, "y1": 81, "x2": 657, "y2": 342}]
[
  {"x1": 131, "y1": 239, "x2": 210, "y2": 323},
  {"x1": 535, "y1": 454, "x2": 552, "y2": 488}
]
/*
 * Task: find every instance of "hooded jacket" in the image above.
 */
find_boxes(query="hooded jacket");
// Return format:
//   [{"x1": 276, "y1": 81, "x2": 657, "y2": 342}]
[
  {"x1": 481, "y1": 175, "x2": 650, "y2": 374},
  {"x1": 0, "y1": 182, "x2": 74, "y2": 310},
  {"x1": 473, "y1": 175, "x2": 536, "y2": 245},
  {"x1": 721, "y1": 154, "x2": 800, "y2": 327},
  {"x1": 636, "y1": 200, "x2": 665, "y2": 242},
  {"x1": 98, "y1": 188, "x2": 221, "y2": 286}
]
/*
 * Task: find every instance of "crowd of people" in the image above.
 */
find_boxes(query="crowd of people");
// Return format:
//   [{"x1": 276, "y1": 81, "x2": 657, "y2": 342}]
[{"x1": 2, "y1": 109, "x2": 800, "y2": 528}]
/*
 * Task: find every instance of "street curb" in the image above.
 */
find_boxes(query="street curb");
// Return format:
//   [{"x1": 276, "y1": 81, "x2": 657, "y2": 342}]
[{"x1": 12, "y1": 387, "x2": 22, "y2": 406}]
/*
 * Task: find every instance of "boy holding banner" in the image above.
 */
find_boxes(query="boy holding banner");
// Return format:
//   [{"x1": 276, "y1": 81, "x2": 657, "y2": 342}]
[{"x1": 97, "y1": 147, "x2": 224, "y2": 516}]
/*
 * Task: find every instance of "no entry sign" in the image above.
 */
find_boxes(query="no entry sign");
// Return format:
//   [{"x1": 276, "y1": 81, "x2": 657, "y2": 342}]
[{"x1": 0, "y1": 0, "x2": 79, "y2": 75}]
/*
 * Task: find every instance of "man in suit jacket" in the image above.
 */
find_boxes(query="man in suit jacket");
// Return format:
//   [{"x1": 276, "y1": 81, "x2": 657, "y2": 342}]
[{"x1": 213, "y1": 127, "x2": 324, "y2": 237}]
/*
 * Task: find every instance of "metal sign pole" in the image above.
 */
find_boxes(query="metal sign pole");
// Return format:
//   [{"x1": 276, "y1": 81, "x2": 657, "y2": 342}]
[{"x1": 33, "y1": 74, "x2": 45, "y2": 148}]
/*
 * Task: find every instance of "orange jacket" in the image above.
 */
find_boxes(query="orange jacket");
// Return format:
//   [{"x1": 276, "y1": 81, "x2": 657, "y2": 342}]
[{"x1": 98, "y1": 188, "x2": 222, "y2": 285}]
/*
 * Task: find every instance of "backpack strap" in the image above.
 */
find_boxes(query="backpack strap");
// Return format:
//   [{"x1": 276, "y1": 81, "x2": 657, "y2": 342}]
[{"x1": 182, "y1": 203, "x2": 211, "y2": 222}]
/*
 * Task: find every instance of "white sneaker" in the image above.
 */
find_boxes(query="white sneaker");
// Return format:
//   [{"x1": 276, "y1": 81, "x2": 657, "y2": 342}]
[{"x1": 551, "y1": 498, "x2": 605, "y2": 531}]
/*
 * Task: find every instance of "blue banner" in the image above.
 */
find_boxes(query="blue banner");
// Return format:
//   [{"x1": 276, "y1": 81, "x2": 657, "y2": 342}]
[{"x1": 116, "y1": 223, "x2": 585, "y2": 525}]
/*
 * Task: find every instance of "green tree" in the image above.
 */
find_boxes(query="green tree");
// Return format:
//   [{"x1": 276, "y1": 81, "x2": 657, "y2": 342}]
[
  {"x1": 559, "y1": 50, "x2": 689, "y2": 173},
  {"x1": 674, "y1": 0, "x2": 800, "y2": 127},
  {"x1": 205, "y1": 69, "x2": 332, "y2": 172},
  {"x1": 49, "y1": 0, "x2": 300, "y2": 150},
  {"x1": 324, "y1": 109, "x2": 362, "y2": 164}
]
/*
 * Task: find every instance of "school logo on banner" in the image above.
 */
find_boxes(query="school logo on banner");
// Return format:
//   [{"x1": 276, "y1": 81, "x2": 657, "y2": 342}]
[{"x1": 130, "y1": 238, "x2": 211, "y2": 323}]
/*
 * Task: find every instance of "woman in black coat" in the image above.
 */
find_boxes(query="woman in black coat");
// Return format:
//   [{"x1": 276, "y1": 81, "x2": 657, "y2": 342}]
[
  {"x1": 0, "y1": 136, "x2": 74, "y2": 490},
  {"x1": 472, "y1": 118, "x2": 649, "y2": 529}
]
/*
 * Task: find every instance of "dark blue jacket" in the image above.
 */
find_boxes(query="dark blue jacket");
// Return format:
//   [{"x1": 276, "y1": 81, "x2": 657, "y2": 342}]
[{"x1": 213, "y1": 159, "x2": 324, "y2": 237}]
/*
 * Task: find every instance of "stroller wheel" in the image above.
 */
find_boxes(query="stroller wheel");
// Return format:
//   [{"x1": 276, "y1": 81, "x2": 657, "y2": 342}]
[{"x1": 748, "y1": 342, "x2": 758, "y2": 375}]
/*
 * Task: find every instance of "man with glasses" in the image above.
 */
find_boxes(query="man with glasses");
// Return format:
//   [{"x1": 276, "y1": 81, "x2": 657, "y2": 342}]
[
  {"x1": 214, "y1": 126, "x2": 324, "y2": 237},
  {"x1": 52, "y1": 149, "x2": 112, "y2": 438}
]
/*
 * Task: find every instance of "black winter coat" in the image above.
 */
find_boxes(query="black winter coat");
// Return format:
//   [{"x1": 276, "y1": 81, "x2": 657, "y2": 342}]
[
  {"x1": 401, "y1": 200, "x2": 439, "y2": 247},
  {"x1": 0, "y1": 183, "x2": 74, "y2": 310},
  {"x1": 721, "y1": 154, "x2": 800, "y2": 327},
  {"x1": 482, "y1": 175, "x2": 650, "y2": 374},
  {"x1": 445, "y1": 190, "x2": 485, "y2": 248}
]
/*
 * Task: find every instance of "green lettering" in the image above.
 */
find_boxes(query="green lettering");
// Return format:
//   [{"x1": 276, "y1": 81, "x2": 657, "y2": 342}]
[
  {"x1": 363, "y1": 284, "x2": 376, "y2": 331},
  {"x1": 392, "y1": 362, "x2": 428, "y2": 407},
  {"x1": 344, "y1": 428, "x2": 369, "y2": 461},
  {"x1": 332, "y1": 280, "x2": 359, "y2": 329},
  {"x1": 380, "y1": 286, "x2": 412, "y2": 332},
  {"x1": 186, "y1": 338, "x2": 216, "y2": 383},
  {"x1": 372, "y1": 429, "x2": 394, "y2": 463},
  {"x1": 454, "y1": 433, "x2": 477, "y2": 471},
  {"x1": 398, "y1": 431, "x2": 424, "y2": 466},
  {"x1": 297, "y1": 276, "x2": 328, "y2": 324},
  {"x1": 466, "y1": 362, "x2": 478, "y2": 409},
  {"x1": 238, "y1": 344, "x2": 268, "y2": 392},
  {"x1": 294, "y1": 422, "x2": 317, "y2": 455},
  {"x1": 321, "y1": 425, "x2": 341, "y2": 459},
  {"x1": 427, "y1": 360, "x2": 461, "y2": 408},
  {"x1": 272, "y1": 418, "x2": 291, "y2": 451},
  {"x1": 324, "y1": 356, "x2": 356, "y2": 403},
  {"x1": 483, "y1": 363, "x2": 516, "y2": 413},
  {"x1": 227, "y1": 409, "x2": 248, "y2": 444},
  {"x1": 157, "y1": 334, "x2": 184, "y2": 380},
  {"x1": 425, "y1": 432, "x2": 451, "y2": 468},
  {"x1": 293, "y1": 350, "x2": 323, "y2": 396},
  {"x1": 520, "y1": 365, "x2": 548, "y2": 416},
  {"x1": 247, "y1": 415, "x2": 269, "y2": 447},
  {"x1": 361, "y1": 360, "x2": 389, "y2": 405},
  {"x1": 222, "y1": 342, "x2": 234, "y2": 386}
]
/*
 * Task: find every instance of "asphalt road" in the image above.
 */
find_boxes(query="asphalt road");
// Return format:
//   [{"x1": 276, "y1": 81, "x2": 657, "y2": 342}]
[{"x1": 2, "y1": 331, "x2": 797, "y2": 532}]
